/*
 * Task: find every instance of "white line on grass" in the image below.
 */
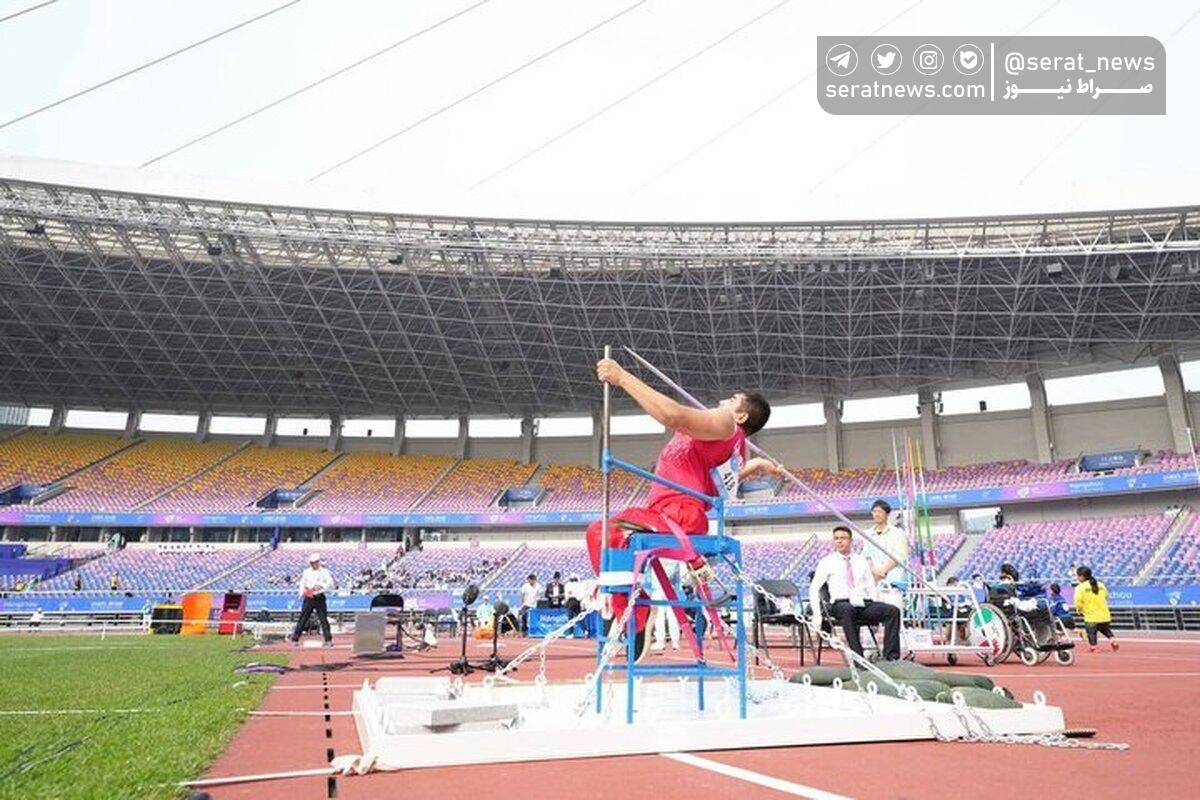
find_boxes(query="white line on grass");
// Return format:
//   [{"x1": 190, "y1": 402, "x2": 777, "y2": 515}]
[
  {"x1": 0, "y1": 708, "x2": 151, "y2": 715},
  {"x1": 660, "y1": 751, "x2": 853, "y2": 800}
]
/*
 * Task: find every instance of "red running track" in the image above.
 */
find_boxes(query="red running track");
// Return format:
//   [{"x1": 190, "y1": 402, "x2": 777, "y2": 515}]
[{"x1": 202, "y1": 630, "x2": 1200, "y2": 800}]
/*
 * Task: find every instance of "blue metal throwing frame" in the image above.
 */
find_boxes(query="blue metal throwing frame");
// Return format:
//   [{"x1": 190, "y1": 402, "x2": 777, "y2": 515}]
[{"x1": 594, "y1": 441, "x2": 748, "y2": 724}]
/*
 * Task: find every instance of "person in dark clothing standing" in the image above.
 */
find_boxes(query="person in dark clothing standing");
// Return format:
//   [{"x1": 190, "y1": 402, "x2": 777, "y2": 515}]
[{"x1": 545, "y1": 572, "x2": 566, "y2": 608}]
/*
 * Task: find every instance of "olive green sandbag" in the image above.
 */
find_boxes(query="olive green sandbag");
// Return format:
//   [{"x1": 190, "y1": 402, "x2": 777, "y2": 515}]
[
  {"x1": 872, "y1": 658, "x2": 995, "y2": 690},
  {"x1": 855, "y1": 678, "x2": 902, "y2": 698},
  {"x1": 789, "y1": 666, "x2": 853, "y2": 685},
  {"x1": 857, "y1": 678, "x2": 950, "y2": 701},
  {"x1": 900, "y1": 679, "x2": 952, "y2": 700},
  {"x1": 930, "y1": 670, "x2": 995, "y2": 690},
  {"x1": 873, "y1": 659, "x2": 940, "y2": 682},
  {"x1": 934, "y1": 686, "x2": 1022, "y2": 709}
]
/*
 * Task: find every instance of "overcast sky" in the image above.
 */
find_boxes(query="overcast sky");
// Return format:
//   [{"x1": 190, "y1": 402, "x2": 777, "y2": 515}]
[
  {"x1": 0, "y1": 0, "x2": 1197, "y2": 221},
  {"x1": 1, "y1": 0, "x2": 1197, "y2": 427}
]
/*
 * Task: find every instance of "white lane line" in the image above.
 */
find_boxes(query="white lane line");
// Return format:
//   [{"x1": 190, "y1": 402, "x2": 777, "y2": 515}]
[
  {"x1": 660, "y1": 751, "x2": 853, "y2": 800},
  {"x1": 270, "y1": 684, "x2": 364, "y2": 690},
  {"x1": 999, "y1": 671, "x2": 1200, "y2": 679},
  {"x1": 246, "y1": 710, "x2": 354, "y2": 717}
]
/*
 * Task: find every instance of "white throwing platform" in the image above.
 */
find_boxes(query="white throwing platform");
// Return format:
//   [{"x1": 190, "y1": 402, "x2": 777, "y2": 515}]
[{"x1": 350, "y1": 677, "x2": 1065, "y2": 770}]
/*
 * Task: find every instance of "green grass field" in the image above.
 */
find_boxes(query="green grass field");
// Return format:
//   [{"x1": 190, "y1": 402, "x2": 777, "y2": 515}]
[{"x1": 0, "y1": 634, "x2": 287, "y2": 800}]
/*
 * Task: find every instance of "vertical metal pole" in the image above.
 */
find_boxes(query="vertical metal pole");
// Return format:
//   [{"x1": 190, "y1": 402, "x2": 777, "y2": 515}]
[
  {"x1": 601, "y1": 344, "x2": 612, "y2": 566},
  {"x1": 598, "y1": 345, "x2": 612, "y2": 717},
  {"x1": 734, "y1": 533, "x2": 747, "y2": 719}
]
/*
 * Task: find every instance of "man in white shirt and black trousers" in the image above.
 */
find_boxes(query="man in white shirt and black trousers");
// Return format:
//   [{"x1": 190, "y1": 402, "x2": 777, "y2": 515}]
[
  {"x1": 518, "y1": 573, "x2": 542, "y2": 635},
  {"x1": 809, "y1": 526, "x2": 901, "y2": 661},
  {"x1": 290, "y1": 553, "x2": 336, "y2": 648}
]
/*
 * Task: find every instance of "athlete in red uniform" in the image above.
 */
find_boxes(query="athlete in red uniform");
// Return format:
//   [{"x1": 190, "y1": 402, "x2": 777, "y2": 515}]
[{"x1": 587, "y1": 356, "x2": 775, "y2": 658}]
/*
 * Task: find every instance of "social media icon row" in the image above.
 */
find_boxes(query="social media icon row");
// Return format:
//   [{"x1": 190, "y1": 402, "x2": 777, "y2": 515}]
[{"x1": 825, "y1": 43, "x2": 984, "y2": 77}]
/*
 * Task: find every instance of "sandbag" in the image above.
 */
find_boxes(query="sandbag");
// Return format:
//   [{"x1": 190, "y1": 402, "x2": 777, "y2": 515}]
[
  {"x1": 789, "y1": 666, "x2": 853, "y2": 685},
  {"x1": 935, "y1": 686, "x2": 1022, "y2": 709},
  {"x1": 857, "y1": 677, "x2": 950, "y2": 701},
  {"x1": 873, "y1": 660, "x2": 940, "y2": 682},
  {"x1": 901, "y1": 679, "x2": 951, "y2": 700},
  {"x1": 875, "y1": 660, "x2": 995, "y2": 690},
  {"x1": 930, "y1": 670, "x2": 995, "y2": 690},
  {"x1": 856, "y1": 678, "x2": 902, "y2": 698}
]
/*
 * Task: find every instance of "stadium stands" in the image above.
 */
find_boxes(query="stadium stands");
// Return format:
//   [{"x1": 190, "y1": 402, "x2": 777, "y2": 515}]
[
  {"x1": 40, "y1": 439, "x2": 239, "y2": 510},
  {"x1": 532, "y1": 463, "x2": 645, "y2": 510},
  {"x1": 37, "y1": 546, "x2": 254, "y2": 592},
  {"x1": 0, "y1": 431, "x2": 129, "y2": 488},
  {"x1": 930, "y1": 531, "x2": 966, "y2": 572},
  {"x1": 419, "y1": 459, "x2": 538, "y2": 512},
  {"x1": 956, "y1": 514, "x2": 1172, "y2": 582},
  {"x1": 1153, "y1": 515, "x2": 1200, "y2": 585},
  {"x1": 774, "y1": 467, "x2": 892, "y2": 499},
  {"x1": 780, "y1": 531, "x2": 965, "y2": 590},
  {"x1": 300, "y1": 452, "x2": 454, "y2": 513},
  {"x1": 214, "y1": 547, "x2": 398, "y2": 592},
  {"x1": 0, "y1": 432, "x2": 1193, "y2": 515},
  {"x1": 389, "y1": 545, "x2": 518, "y2": 589},
  {"x1": 487, "y1": 545, "x2": 592, "y2": 590},
  {"x1": 142, "y1": 445, "x2": 336, "y2": 512},
  {"x1": 760, "y1": 453, "x2": 1194, "y2": 504}
]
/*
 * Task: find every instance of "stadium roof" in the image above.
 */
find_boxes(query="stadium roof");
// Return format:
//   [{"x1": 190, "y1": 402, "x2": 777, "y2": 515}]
[{"x1": 1, "y1": 174, "x2": 1199, "y2": 417}]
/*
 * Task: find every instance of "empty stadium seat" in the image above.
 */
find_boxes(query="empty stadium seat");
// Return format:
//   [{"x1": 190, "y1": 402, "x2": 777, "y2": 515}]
[
  {"x1": 300, "y1": 452, "x2": 454, "y2": 513},
  {"x1": 40, "y1": 439, "x2": 238, "y2": 511},
  {"x1": 0, "y1": 431, "x2": 128, "y2": 488},
  {"x1": 957, "y1": 514, "x2": 1171, "y2": 582},
  {"x1": 142, "y1": 444, "x2": 336, "y2": 513}
]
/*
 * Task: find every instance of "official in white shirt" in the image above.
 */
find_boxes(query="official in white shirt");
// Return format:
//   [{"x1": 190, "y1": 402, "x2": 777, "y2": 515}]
[
  {"x1": 809, "y1": 526, "x2": 901, "y2": 660},
  {"x1": 290, "y1": 553, "x2": 336, "y2": 647},
  {"x1": 518, "y1": 573, "x2": 542, "y2": 635},
  {"x1": 865, "y1": 499, "x2": 910, "y2": 585}
]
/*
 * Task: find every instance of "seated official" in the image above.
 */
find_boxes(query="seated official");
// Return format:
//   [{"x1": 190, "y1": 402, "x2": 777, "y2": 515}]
[{"x1": 809, "y1": 526, "x2": 901, "y2": 661}]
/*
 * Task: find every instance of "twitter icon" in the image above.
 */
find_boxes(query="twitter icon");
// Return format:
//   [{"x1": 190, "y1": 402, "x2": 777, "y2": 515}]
[{"x1": 871, "y1": 44, "x2": 901, "y2": 75}]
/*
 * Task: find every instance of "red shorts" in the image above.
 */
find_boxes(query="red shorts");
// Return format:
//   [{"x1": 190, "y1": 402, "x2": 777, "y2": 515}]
[{"x1": 585, "y1": 499, "x2": 709, "y2": 575}]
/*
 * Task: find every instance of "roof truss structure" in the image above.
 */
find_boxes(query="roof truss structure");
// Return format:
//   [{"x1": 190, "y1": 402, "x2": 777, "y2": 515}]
[{"x1": 1, "y1": 178, "x2": 1198, "y2": 417}]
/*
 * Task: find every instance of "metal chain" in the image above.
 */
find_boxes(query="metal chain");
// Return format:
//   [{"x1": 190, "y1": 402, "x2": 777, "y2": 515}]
[
  {"x1": 735, "y1": 568, "x2": 884, "y2": 696},
  {"x1": 957, "y1": 699, "x2": 1129, "y2": 751},
  {"x1": 573, "y1": 598, "x2": 637, "y2": 718},
  {"x1": 736, "y1": 568, "x2": 1129, "y2": 751},
  {"x1": 483, "y1": 606, "x2": 593, "y2": 688}
]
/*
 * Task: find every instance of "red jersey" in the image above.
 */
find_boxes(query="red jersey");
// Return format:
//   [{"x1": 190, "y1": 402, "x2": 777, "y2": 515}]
[{"x1": 647, "y1": 428, "x2": 745, "y2": 512}]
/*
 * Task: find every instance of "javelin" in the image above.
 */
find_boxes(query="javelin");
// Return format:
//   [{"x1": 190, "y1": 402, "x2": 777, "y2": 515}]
[{"x1": 621, "y1": 345, "x2": 941, "y2": 594}]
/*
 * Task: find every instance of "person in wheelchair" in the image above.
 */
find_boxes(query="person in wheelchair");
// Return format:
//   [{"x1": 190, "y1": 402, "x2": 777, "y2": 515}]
[{"x1": 809, "y1": 526, "x2": 901, "y2": 661}]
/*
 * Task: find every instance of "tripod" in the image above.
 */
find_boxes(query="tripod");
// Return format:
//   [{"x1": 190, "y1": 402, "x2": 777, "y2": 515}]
[
  {"x1": 429, "y1": 582, "x2": 480, "y2": 676},
  {"x1": 475, "y1": 601, "x2": 512, "y2": 673}
]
